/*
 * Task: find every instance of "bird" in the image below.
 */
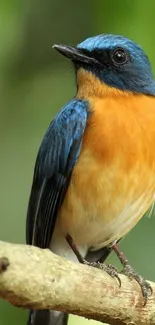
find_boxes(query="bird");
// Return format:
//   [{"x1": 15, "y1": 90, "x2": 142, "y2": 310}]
[{"x1": 26, "y1": 33, "x2": 155, "y2": 325}]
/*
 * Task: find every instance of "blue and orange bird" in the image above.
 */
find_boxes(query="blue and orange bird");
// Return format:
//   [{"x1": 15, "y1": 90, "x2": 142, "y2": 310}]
[{"x1": 26, "y1": 34, "x2": 155, "y2": 325}]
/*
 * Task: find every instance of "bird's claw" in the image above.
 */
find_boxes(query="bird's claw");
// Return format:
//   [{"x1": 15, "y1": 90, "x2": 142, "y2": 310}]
[
  {"x1": 104, "y1": 263, "x2": 121, "y2": 287},
  {"x1": 121, "y1": 263, "x2": 152, "y2": 306},
  {"x1": 82, "y1": 260, "x2": 121, "y2": 286}
]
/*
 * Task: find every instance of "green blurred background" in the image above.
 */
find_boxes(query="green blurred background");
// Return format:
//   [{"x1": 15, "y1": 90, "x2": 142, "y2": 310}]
[{"x1": 0, "y1": 0, "x2": 155, "y2": 324}]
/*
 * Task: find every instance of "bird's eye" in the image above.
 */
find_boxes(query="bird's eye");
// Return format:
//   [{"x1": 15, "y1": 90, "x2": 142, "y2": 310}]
[{"x1": 111, "y1": 48, "x2": 128, "y2": 65}]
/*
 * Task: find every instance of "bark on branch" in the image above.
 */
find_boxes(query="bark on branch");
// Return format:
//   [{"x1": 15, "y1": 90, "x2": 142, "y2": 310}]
[{"x1": 0, "y1": 241, "x2": 154, "y2": 325}]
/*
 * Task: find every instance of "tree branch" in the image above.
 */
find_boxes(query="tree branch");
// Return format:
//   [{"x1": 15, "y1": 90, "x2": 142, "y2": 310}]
[{"x1": 0, "y1": 241, "x2": 154, "y2": 325}]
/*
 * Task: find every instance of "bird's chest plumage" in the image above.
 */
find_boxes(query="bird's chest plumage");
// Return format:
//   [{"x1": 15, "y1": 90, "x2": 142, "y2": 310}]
[{"x1": 56, "y1": 93, "x2": 155, "y2": 250}]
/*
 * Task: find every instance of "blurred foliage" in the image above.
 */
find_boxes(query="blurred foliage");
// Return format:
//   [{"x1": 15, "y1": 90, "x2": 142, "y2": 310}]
[{"x1": 0, "y1": 0, "x2": 155, "y2": 324}]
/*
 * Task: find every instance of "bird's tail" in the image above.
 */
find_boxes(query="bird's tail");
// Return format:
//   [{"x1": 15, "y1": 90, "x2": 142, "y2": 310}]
[{"x1": 27, "y1": 310, "x2": 68, "y2": 325}]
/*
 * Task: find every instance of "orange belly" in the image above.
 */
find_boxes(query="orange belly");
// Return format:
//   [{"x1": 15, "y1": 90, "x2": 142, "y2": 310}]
[{"x1": 54, "y1": 91, "x2": 155, "y2": 250}]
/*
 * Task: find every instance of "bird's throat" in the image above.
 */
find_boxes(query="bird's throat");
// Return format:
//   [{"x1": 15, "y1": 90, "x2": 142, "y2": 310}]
[{"x1": 76, "y1": 68, "x2": 131, "y2": 99}]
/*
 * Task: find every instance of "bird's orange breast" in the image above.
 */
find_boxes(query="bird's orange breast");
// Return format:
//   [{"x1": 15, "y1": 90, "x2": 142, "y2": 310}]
[{"x1": 55, "y1": 70, "x2": 155, "y2": 250}]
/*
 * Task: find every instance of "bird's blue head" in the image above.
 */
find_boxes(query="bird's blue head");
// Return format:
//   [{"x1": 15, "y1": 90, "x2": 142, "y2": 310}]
[{"x1": 53, "y1": 34, "x2": 155, "y2": 95}]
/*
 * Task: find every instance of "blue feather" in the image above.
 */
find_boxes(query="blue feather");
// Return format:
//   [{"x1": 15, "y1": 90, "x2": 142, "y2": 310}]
[{"x1": 26, "y1": 99, "x2": 88, "y2": 247}]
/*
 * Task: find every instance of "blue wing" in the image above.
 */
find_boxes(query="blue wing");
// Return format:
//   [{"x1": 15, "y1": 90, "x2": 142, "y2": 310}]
[{"x1": 26, "y1": 99, "x2": 88, "y2": 248}]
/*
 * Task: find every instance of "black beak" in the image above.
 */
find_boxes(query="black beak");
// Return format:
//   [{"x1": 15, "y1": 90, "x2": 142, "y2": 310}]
[{"x1": 53, "y1": 44, "x2": 99, "y2": 65}]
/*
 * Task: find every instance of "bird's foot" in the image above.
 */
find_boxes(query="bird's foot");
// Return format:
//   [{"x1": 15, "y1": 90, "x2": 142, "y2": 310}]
[
  {"x1": 82, "y1": 259, "x2": 121, "y2": 286},
  {"x1": 121, "y1": 263, "x2": 152, "y2": 306},
  {"x1": 112, "y1": 243, "x2": 152, "y2": 305},
  {"x1": 66, "y1": 233, "x2": 121, "y2": 285}
]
